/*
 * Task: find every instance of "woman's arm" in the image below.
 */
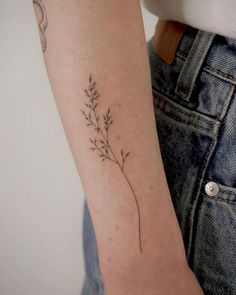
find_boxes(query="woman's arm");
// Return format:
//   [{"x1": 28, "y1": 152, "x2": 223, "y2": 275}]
[{"x1": 32, "y1": 1, "x2": 204, "y2": 294}]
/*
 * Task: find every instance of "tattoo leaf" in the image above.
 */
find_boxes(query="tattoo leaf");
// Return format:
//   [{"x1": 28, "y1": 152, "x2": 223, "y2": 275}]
[{"x1": 81, "y1": 74, "x2": 143, "y2": 254}]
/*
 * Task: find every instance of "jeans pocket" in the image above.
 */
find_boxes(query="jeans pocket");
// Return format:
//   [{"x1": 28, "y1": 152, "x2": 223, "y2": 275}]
[
  {"x1": 190, "y1": 181, "x2": 236, "y2": 294},
  {"x1": 152, "y1": 89, "x2": 221, "y2": 252},
  {"x1": 152, "y1": 89, "x2": 220, "y2": 136}
]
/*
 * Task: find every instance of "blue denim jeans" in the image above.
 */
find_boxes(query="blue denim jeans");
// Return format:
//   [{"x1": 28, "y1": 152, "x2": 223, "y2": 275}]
[{"x1": 81, "y1": 25, "x2": 236, "y2": 295}]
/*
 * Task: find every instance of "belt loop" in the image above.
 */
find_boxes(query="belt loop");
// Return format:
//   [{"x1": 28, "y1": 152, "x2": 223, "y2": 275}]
[{"x1": 175, "y1": 30, "x2": 216, "y2": 102}]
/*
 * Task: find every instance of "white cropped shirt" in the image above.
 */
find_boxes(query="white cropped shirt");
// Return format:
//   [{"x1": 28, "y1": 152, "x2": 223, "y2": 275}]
[{"x1": 143, "y1": 0, "x2": 236, "y2": 39}]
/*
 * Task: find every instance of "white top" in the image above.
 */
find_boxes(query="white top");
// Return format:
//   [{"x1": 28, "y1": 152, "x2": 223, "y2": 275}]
[{"x1": 143, "y1": 0, "x2": 236, "y2": 39}]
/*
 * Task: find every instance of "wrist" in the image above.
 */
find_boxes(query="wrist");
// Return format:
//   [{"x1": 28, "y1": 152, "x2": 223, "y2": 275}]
[{"x1": 103, "y1": 262, "x2": 203, "y2": 295}]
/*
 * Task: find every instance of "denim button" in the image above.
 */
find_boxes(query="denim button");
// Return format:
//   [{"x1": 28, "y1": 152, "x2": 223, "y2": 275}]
[{"x1": 205, "y1": 181, "x2": 219, "y2": 196}]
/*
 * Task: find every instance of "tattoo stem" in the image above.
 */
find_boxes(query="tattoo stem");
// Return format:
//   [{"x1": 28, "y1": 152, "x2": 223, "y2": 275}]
[
  {"x1": 82, "y1": 75, "x2": 143, "y2": 253},
  {"x1": 99, "y1": 128, "x2": 142, "y2": 253}
]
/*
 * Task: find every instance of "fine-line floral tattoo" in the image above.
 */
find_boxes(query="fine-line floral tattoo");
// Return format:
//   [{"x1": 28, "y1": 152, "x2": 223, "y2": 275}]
[
  {"x1": 81, "y1": 75, "x2": 143, "y2": 254},
  {"x1": 33, "y1": 0, "x2": 48, "y2": 52}
]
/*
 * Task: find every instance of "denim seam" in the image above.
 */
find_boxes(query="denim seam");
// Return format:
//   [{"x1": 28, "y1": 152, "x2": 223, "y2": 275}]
[
  {"x1": 204, "y1": 66, "x2": 236, "y2": 84},
  {"x1": 176, "y1": 52, "x2": 236, "y2": 84},
  {"x1": 219, "y1": 83, "x2": 235, "y2": 121},
  {"x1": 186, "y1": 137, "x2": 218, "y2": 262},
  {"x1": 155, "y1": 106, "x2": 216, "y2": 135},
  {"x1": 220, "y1": 189, "x2": 236, "y2": 195},
  {"x1": 176, "y1": 51, "x2": 188, "y2": 59},
  {"x1": 201, "y1": 193, "x2": 236, "y2": 205},
  {"x1": 153, "y1": 90, "x2": 216, "y2": 125},
  {"x1": 153, "y1": 92, "x2": 220, "y2": 135},
  {"x1": 153, "y1": 69, "x2": 235, "y2": 124},
  {"x1": 176, "y1": 51, "x2": 187, "y2": 61}
]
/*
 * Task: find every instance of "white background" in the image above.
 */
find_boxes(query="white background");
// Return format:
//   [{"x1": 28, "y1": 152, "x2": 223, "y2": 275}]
[{"x1": 0, "y1": 2, "x2": 157, "y2": 294}]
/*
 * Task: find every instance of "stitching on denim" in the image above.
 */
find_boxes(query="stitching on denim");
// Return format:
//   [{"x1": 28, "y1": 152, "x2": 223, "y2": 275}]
[
  {"x1": 153, "y1": 76, "x2": 234, "y2": 128},
  {"x1": 220, "y1": 83, "x2": 234, "y2": 121},
  {"x1": 202, "y1": 193, "x2": 236, "y2": 205},
  {"x1": 220, "y1": 189, "x2": 236, "y2": 195},
  {"x1": 155, "y1": 106, "x2": 217, "y2": 135},
  {"x1": 155, "y1": 106, "x2": 213, "y2": 134},
  {"x1": 176, "y1": 51, "x2": 188, "y2": 59},
  {"x1": 186, "y1": 137, "x2": 217, "y2": 262},
  {"x1": 176, "y1": 52, "x2": 236, "y2": 83},
  {"x1": 153, "y1": 90, "x2": 213, "y2": 124},
  {"x1": 153, "y1": 99, "x2": 213, "y2": 131},
  {"x1": 153, "y1": 99, "x2": 218, "y2": 135},
  {"x1": 153, "y1": 91, "x2": 219, "y2": 128},
  {"x1": 204, "y1": 65, "x2": 236, "y2": 82}
]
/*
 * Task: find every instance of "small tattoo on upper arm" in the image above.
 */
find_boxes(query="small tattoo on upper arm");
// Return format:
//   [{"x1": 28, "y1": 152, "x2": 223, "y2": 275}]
[
  {"x1": 33, "y1": 0, "x2": 48, "y2": 52},
  {"x1": 81, "y1": 75, "x2": 143, "y2": 254}
]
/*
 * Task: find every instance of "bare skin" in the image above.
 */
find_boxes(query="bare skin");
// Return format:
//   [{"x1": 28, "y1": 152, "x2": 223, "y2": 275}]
[
  {"x1": 81, "y1": 74, "x2": 143, "y2": 253},
  {"x1": 32, "y1": 1, "x2": 204, "y2": 294}
]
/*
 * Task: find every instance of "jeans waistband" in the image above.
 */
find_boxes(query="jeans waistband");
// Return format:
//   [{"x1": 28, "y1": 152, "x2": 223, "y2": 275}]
[
  {"x1": 152, "y1": 20, "x2": 236, "y2": 103},
  {"x1": 175, "y1": 25, "x2": 236, "y2": 89}
]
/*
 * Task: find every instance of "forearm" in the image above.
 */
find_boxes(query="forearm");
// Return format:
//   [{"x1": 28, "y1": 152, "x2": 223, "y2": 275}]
[{"x1": 32, "y1": 0, "x2": 203, "y2": 293}]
